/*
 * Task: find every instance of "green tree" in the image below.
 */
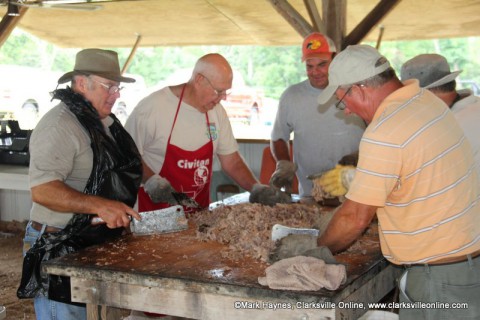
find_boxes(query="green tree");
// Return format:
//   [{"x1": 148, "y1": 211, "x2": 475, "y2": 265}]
[{"x1": 2, "y1": 29, "x2": 479, "y2": 99}]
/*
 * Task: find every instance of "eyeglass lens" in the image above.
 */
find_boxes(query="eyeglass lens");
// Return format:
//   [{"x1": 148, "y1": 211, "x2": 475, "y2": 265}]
[
  {"x1": 202, "y1": 74, "x2": 231, "y2": 97},
  {"x1": 91, "y1": 77, "x2": 123, "y2": 95},
  {"x1": 335, "y1": 87, "x2": 352, "y2": 110}
]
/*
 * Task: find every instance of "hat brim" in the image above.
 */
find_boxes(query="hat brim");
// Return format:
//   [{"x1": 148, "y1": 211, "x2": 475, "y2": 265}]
[
  {"x1": 425, "y1": 70, "x2": 462, "y2": 89},
  {"x1": 302, "y1": 52, "x2": 333, "y2": 62},
  {"x1": 317, "y1": 84, "x2": 338, "y2": 105},
  {"x1": 58, "y1": 70, "x2": 136, "y2": 84}
]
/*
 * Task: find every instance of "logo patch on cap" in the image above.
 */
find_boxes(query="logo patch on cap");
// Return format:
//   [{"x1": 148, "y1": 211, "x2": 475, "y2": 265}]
[{"x1": 306, "y1": 39, "x2": 322, "y2": 51}]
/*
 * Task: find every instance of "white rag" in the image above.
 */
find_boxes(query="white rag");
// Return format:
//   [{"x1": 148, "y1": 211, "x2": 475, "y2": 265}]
[{"x1": 258, "y1": 256, "x2": 347, "y2": 291}]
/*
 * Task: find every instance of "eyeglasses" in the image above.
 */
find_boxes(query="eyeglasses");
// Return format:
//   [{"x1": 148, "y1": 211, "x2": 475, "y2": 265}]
[
  {"x1": 200, "y1": 74, "x2": 231, "y2": 97},
  {"x1": 90, "y1": 77, "x2": 123, "y2": 95},
  {"x1": 335, "y1": 86, "x2": 352, "y2": 110}
]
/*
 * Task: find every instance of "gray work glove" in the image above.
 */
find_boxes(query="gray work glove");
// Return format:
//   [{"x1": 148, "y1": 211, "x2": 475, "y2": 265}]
[
  {"x1": 269, "y1": 160, "x2": 297, "y2": 193},
  {"x1": 269, "y1": 234, "x2": 336, "y2": 264},
  {"x1": 249, "y1": 183, "x2": 291, "y2": 206},
  {"x1": 143, "y1": 175, "x2": 177, "y2": 205}
]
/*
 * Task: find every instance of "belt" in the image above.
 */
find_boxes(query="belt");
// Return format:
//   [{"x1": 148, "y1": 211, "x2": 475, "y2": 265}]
[
  {"x1": 406, "y1": 248, "x2": 480, "y2": 267},
  {"x1": 30, "y1": 221, "x2": 62, "y2": 233}
]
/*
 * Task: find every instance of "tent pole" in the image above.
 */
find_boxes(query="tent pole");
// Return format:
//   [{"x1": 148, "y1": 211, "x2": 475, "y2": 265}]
[{"x1": 121, "y1": 33, "x2": 142, "y2": 75}]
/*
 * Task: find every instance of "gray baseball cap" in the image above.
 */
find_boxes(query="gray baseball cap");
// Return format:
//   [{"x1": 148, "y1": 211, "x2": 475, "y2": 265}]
[{"x1": 400, "y1": 54, "x2": 461, "y2": 89}]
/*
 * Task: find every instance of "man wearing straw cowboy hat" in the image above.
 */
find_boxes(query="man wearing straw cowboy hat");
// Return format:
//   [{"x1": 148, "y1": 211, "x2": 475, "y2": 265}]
[{"x1": 19, "y1": 48, "x2": 143, "y2": 320}]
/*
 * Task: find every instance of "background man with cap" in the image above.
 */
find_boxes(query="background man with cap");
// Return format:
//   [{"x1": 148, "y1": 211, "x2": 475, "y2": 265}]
[
  {"x1": 401, "y1": 53, "x2": 480, "y2": 183},
  {"x1": 269, "y1": 32, "x2": 365, "y2": 201},
  {"x1": 304, "y1": 44, "x2": 480, "y2": 319},
  {"x1": 22, "y1": 48, "x2": 143, "y2": 319},
  {"x1": 125, "y1": 53, "x2": 289, "y2": 215}
]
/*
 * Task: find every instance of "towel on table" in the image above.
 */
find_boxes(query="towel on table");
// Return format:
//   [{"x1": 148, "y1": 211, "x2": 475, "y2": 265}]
[{"x1": 258, "y1": 256, "x2": 346, "y2": 291}]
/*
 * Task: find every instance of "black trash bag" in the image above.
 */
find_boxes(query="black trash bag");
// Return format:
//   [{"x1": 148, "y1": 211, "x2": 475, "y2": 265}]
[{"x1": 17, "y1": 88, "x2": 142, "y2": 304}]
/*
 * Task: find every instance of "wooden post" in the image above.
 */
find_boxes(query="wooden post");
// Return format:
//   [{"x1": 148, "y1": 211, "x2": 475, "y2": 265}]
[
  {"x1": 267, "y1": 0, "x2": 313, "y2": 37},
  {"x1": 343, "y1": 0, "x2": 400, "y2": 48},
  {"x1": 303, "y1": 0, "x2": 326, "y2": 34},
  {"x1": 121, "y1": 33, "x2": 142, "y2": 75},
  {"x1": 322, "y1": 0, "x2": 346, "y2": 51},
  {"x1": 0, "y1": 6, "x2": 28, "y2": 48}
]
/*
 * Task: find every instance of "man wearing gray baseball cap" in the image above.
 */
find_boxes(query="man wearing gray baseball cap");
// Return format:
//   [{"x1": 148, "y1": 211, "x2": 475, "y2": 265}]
[
  {"x1": 401, "y1": 54, "x2": 480, "y2": 188},
  {"x1": 18, "y1": 48, "x2": 142, "y2": 320},
  {"x1": 310, "y1": 45, "x2": 480, "y2": 319}
]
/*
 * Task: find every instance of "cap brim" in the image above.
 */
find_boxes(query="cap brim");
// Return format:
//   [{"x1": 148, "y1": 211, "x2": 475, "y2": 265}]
[
  {"x1": 425, "y1": 70, "x2": 462, "y2": 89},
  {"x1": 57, "y1": 71, "x2": 136, "y2": 84},
  {"x1": 317, "y1": 84, "x2": 338, "y2": 105},
  {"x1": 302, "y1": 52, "x2": 332, "y2": 62}
]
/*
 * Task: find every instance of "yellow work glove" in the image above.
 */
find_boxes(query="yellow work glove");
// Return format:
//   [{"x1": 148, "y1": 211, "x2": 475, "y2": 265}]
[{"x1": 317, "y1": 165, "x2": 356, "y2": 197}]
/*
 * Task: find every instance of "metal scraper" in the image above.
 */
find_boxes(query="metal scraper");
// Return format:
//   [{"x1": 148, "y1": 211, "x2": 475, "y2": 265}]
[
  {"x1": 171, "y1": 191, "x2": 201, "y2": 209},
  {"x1": 271, "y1": 224, "x2": 319, "y2": 242},
  {"x1": 91, "y1": 205, "x2": 188, "y2": 235}
]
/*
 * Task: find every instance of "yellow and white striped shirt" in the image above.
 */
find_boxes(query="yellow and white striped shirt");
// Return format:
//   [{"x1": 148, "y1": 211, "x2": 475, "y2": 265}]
[{"x1": 347, "y1": 80, "x2": 480, "y2": 265}]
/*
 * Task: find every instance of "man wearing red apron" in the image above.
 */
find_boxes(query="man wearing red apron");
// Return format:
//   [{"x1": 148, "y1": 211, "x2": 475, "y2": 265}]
[
  {"x1": 126, "y1": 53, "x2": 290, "y2": 219},
  {"x1": 125, "y1": 52, "x2": 292, "y2": 319},
  {"x1": 137, "y1": 84, "x2": 213, "y2": 214}
]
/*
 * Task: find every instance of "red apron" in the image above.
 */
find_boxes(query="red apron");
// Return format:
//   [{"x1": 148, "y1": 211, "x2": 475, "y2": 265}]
[{"x1": 137, "y1": 85, "x2": 213, "y2": 214}]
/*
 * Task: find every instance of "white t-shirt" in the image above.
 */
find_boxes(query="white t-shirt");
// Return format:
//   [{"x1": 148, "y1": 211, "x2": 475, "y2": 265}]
[
  {"x1": 125, "y1": 86, "x2": 238, "y2": 174},
  {"x1": 451, "y1": 90, "x2": 480, "y2": 186}
]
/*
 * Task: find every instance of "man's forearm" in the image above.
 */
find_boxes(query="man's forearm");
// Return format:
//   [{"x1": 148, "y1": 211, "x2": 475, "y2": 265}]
[
  {"x1": 317, "y1": 199, "x2": 377, "y2": 253},
  {"x1": 31, "y1": 180, "x2": 101, "y2": 214},
  {"x1": 31, "y1": 180, "x2": 140, "y2": 228},
  {"x1": 271, "y1": 139, "x2": 291, "y2": 162},
  {"x1": 219, "y1": 152, "x2": 259, "y2": 191}
]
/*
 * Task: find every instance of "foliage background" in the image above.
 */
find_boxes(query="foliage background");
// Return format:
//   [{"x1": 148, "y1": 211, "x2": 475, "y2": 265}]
[{"x1": 1, "y1": 29, "x2": 479, "y2": 99}]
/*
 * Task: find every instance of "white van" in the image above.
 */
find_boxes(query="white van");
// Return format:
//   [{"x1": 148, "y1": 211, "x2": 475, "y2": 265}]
[{"x1": 0, "y1": 65, "x2": 61, "y2": 129}]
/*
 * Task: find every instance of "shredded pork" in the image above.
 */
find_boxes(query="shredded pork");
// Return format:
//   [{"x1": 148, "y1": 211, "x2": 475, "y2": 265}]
[{"x1": 190, "y1": 203, "x2": 335, "y2": 263}]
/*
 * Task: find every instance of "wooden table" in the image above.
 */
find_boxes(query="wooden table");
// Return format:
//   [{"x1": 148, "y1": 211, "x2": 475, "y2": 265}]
[{"x1": 43, "y1": 223, "x2": 402, "y2": 320}]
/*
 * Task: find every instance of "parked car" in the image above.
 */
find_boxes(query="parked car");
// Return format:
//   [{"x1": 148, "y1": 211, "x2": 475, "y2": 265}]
[
  {"x1": 158, "y1": 68, "x2": 264, "y2": 125},
  {"x1": 0, "y1": 65, "x2": 61, "y2": 129},
  {"x1": 111, "y1": 74, "x2": 148, "y2": 125}
]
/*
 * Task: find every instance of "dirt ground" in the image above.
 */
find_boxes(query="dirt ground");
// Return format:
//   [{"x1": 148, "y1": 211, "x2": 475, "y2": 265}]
[
  {"x1": 0, "y1": 220, "x2": 35, "y2": 320},
  {"x1": 0, "y1": 221, "x2": 142, "y2": 320}
]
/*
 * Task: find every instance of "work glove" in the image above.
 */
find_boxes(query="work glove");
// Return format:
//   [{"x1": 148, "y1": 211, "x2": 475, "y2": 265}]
[
  {"x1": 338, "y1": 151, "x2": 359, "y2": 166},
  {"x1": 269, "y1": 160, "x2": 297, "y2": 193},
  {"x1": 249, "y1": 183, "x2": 291, "y2": 206},
  {"x1": 143, "y1": 175, "x2": 177, "y2": 205},
  {"x1": 269, "y1": 234, "x2": 336, "y2": 264},
  {"x1": 317, "y1": 165, "x2": 356, "y2": 197}
]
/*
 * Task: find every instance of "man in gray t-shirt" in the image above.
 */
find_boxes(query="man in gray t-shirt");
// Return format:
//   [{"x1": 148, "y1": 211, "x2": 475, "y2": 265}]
[
  {"x1": 24, "y1": 48, "x2": 142, "y2": 320},
  {"x1": 270, "y1": 33, "x2": 365, "y2": 199}
]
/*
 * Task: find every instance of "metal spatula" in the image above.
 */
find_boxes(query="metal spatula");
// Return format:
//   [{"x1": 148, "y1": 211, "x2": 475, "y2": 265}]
[{"x1": 271, "y1": 224, "x2": 319, "y2": 241}]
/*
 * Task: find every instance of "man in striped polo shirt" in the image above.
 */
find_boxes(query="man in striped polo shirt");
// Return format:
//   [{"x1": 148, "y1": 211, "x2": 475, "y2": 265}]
[{"x1": 316, "y1": 45, "x2": 480, "y2": 319}]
